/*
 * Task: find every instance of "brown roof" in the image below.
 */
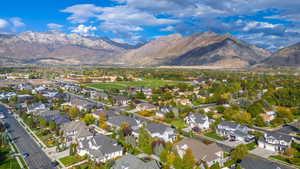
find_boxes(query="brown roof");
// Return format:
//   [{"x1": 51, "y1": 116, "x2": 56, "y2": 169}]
[{"x1": 174, "y1": 138, "x2": 223, "y2": 163}]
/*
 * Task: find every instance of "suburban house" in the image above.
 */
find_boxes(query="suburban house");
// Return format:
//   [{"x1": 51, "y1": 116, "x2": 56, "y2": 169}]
[
  {"x1": 77, "y1": 134, "x2": 123, "y2": 163},
  {"x1": 90, "y1": 91, "x2": 108, "y2": 100},
  {"x1": 155, "y1": 106, "x2": 174, "y2": 118},
  {"x1": 146, "y1": 122, "x2": 176, "y2": 142},
  {"x1": 216, "y1": 121, "x2": 254, "y2": 142},
  {"x1": 111, "y1": 154, "x2": 160, "y2": 169},
  {"x1": 136, "y1": 103, "x2": 156, "y2": 112},
  {"x1": 17, "y1": 94, "x2": 34, "y2": 103},
  {"x1": 260, "y1": 111, "x2": 276, "y2": 123},
  {"x1": 92, "y1": 109, "x2": 119, "y2": 120},
  {"x1": 130, "y1": 87, "x2": 152, "y2": 97},
  {"x1": 174, "y1": 138, "x2": 225, "y2": 168},
  {"x1": 41, "y1": 110, "x2": 71, "y2": 126},
  {"x1": 176, "y1": 98, "x2": 191, "y2": 106},
  {"x1": 63, "y1": 96, "x2": 97, "y2": 111},
  {"x1": 113, "y1": 96, "x2": 130, "y2": 106},
  {"x1": 258, "y1": 132, "x2": 293, "y2": 153},
  {"x1": 60, "y1": 121, "x2": 93, "y2": 143},
  {"x1": 107, "y1": 115, "x2": 144, "y2": 134},
  {"x1": 18, "y1": 83, "x2": 33, "y2": 91},
  {"x1": 27, "y1": 102, "x2": 49, "y2": 115},
  {"x1": 184, "y1": 113, "x2": 210, "y2": 131}
]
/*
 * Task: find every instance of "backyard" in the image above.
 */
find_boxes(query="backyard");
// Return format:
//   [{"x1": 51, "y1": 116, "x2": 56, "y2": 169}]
[{"x1": 59, "y1": 155, "x2": 86, "y2": 167}]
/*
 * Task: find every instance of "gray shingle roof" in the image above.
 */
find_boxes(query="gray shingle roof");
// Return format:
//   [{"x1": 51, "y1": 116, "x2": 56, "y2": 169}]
[
  {"x1": 241, "y1": 157, "x2": 291, "y2": 169},
  {"x1": 111, "y1": 154, "x2": 160, "y2": 169},
  {"x1": 147, "y1": 122, "x2": 171, "y2": 134},
  {"x1": 108, "y1": 115, "x2": 139, "y2": 128}
]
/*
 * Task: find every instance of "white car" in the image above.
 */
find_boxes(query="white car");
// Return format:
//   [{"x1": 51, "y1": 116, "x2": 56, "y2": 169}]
[{"x1": 0, "y1": 114, "x2": 5, "y2": 119}]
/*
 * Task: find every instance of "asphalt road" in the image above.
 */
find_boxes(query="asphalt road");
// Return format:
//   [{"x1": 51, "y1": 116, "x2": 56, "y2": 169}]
[{"x1": 0, "y1": 104, "x2": 57, "y2": 169}]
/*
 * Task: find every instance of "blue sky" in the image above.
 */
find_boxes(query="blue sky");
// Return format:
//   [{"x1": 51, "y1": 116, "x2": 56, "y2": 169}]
[{"x1": 0, "y1": 0, "x2": 300, "y2": 50}]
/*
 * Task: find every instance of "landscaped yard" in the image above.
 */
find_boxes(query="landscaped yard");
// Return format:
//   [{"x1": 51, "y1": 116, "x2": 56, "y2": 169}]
[
  {"x1": 170, "y1": 120, "x2": 187, "y2": 129},
  {"x1": 59, "y1": 155, "x2": 85, "y2": 167},
  {"x1": 270, "y1": 155, "x2": 300, "y2": 167},
  {"x1": 246, "y1": 142, "x2": 257, "y2": 150},
  {"x1": 34, "y1": 129, "x2": 58, "y2": 148},
  {"x1": 204, "y1": 132, "x2": 225, "y2": 141},
  {"x1": 86, "y1": 79, "x2": 182, "y2": 90},
  {"x1": 0, "y1": 148, "x2": 21, "y2": 169}
]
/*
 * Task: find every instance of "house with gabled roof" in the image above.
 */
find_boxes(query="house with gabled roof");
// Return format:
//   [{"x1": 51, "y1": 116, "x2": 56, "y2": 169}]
[
  {"x1": 174, "y1": 138, "x2": 225, "y2": 168},
  {"x1": 258, "y1": 131, "x2": 293, "y2": 153},
  {"x1": 60, "y1": 121, "x2": 93, "y2": 143},
  {"x1": 146, "y1": 122, "x2": 176, "y2": 142},
  {"x1": 111, "y1": 154, "x2": 160, "y2": 169},
  {"x1": 216, "y1": 121, "x2": 254, "y2": 142},
  {"x1": 77, "y1": 134, "x2": 123, "y2": 163},
  {"x1": 136, "y1": 103, "x2": 156, "y2": 112},
  {"x1": 185, "y1": 113, "x2": 210, "y2": 131}
]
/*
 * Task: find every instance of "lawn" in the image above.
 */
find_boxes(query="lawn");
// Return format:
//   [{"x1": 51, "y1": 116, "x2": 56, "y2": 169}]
[
  {"x1": 246, "y1": 142, "x2": 257, "y2": 150},
  {"x1": 270, "y1": 155, "x2": 300, "y2": 167},
  {"x1": 59, "y1": 155, "x2": 84, "y2": 167},
  {"x1": 171, "y1": 120, "x2": 187, "y2": 129},
  {"x1": 204, "y1": 132, "x2": 225, "y2": 141},
  {"x1": 86, "y1": 79, "x2": 182, "y2": 90},
  {"x1": 0, "y1": 148, "x2": 21, "y2": 169}
]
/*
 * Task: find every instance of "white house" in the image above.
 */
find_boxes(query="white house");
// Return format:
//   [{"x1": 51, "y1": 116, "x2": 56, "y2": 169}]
[
  {"x1": 184, "y1": 113, "x2": 210, "y2": 130},
  {"x1": 258, "y1": 132, "x2": 293, "y2": 153},
  {"x1": 146, "y1": 123, "x2": 176, "y2": 142},
  {"x1": 77, "y1": 134, "x2": 123, "y2": 163}
]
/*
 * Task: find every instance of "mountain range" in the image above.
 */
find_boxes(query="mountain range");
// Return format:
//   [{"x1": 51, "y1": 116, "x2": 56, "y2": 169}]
[{"x1": 0, "y1": 30, "x2": 299, "y2": 68}]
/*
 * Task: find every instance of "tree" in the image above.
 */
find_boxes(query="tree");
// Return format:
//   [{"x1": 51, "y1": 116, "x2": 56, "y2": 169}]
[
  {"x1": 138, "y1": 127, "x2": 153, "y2": 154},
  {"x1": 49, "y1": 121, "x2": 57, "y2": 131},
  {"x1": 231, "y1": 144, "x2": 248, "y2": 162},
  {"x1": 285, "y1": 147, "x2": 297, "y2": 157},
  {"x1": 25, "y1": 117, "x2": 35, "y2": 128},
  {"x1": 166, "y1": 152, "x2": 176, "y2": 167},
  {"x1": 82, "y1": 114, "x2": 96, "y2": 125},
  {"x1": 182, "y1": 149, "x2": 196, "y2": 169},
  {"x1": 68, "y1": 107, "x2": 80, "y2": 120},
  {"x1": 210, "y1": 163, "x2": 221, "y2": 169},
  {"x1": 69, "y1": 143, "x2": 77, "y2": 155},
  {"x1": 159, "y1": 149, "x2": 169, "y2": 163},
  {"x1": 39, "y1": 119, "x2": 48, "y2": 128},
  {"x1": 173, "y1": 153, "x2": 183, "y2": 169}
]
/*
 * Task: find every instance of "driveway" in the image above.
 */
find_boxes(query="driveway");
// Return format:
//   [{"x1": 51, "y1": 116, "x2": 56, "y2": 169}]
[{"x1": 251, "y1": 147, "x2": 277, "y2": 158}]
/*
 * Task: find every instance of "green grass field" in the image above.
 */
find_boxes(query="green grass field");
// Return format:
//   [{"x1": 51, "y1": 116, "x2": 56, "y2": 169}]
[
  {"x1": 204, "y1": 132, "x2": 225, "y2": 141},
  {"x1": 246, "y1": 142, "x2": 257, "y2": 150},
  {"x1": 59, "y1": 155, "x2": 83, "y2": 167},
  {"x1": 86, "y1": 79, "x2": 182, "y2": 90},
  {"x1": 171, "y1": 120, "x2": 187, "y2": 129}
]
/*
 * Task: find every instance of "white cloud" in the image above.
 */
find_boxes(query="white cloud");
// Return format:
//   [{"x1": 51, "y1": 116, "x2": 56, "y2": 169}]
[
  {"x1": 61, "y1": 4, "x2": 102, "y2": 23},
  {"x1": 71, "y1": 24, "x2": 97, "y2": 36},
  {"x1": 47, "y1": 23, "x2": 64, "y2": 30},
  {"x1": 0, "y1": 19, "x2": 9, "y2": 29},
  {"x1": 242, "y1": 21, "x2": 280, "y2": 31},
  {"x1": 9, "y1": 17, "x2": 25, "y2": 28},
  {"x1": 160, "y1": 26, "x2": 175, "y2": 32},
  {"x1": 0, "y1": 17, "x2": 25, "y2": 33}
]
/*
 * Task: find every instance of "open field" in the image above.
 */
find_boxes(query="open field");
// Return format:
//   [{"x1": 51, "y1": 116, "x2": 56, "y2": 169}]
[{"x1": 86, "y1": 79, "x2": 183, "y2": 90}]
